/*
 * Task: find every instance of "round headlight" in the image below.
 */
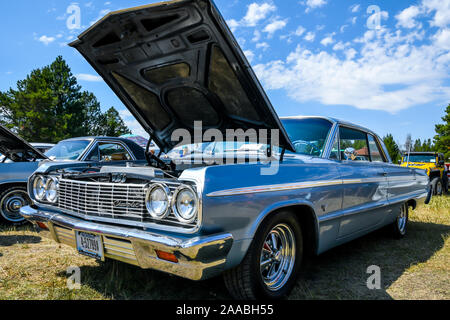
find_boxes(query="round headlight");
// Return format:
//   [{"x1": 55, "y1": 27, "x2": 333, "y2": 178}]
[
  {"x1": 45, "y1": 177, "x2": 59, "y2": 203},
  {"x1": 173, "y1": 186, "x2": 198, "y2": 223},
  {"x1": 145, "y1": 184, "x2": 170, "y2": 219},
  {"x1": 33, "y1": 176, "x2": 47, "y2": 201}
]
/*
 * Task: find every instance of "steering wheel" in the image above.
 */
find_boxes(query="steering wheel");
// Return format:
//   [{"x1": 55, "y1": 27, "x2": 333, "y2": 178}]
[{"x1": 292, "y1": 140, "x2": 321, "y2": 155}]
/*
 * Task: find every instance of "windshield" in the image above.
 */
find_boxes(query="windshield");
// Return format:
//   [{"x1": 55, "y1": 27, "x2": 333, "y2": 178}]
[
  {"x1": 45, "y1": 140, "x2": 91, "y2": 161},
  {"x1": 164, "y1": 118, "x2": 333, "y2": 160},
  {"x1": 405, "y1": 155, "x2": 436, "y2": 163},
  {"x1": 281, "y1": 118, "x2": 333, "y2": 157}
]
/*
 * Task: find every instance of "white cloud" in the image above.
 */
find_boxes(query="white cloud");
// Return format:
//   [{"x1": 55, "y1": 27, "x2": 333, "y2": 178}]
[
  {"x1": 243, "y1": 2, "x2": 276, "y2": 27},
  {"x1": 75, "y1": 74, "x2": 103, "y2": 82},
  {"x1": 303, "y1": 0, "x2": 327, "y2": 13},
  {"x1": 396, "y1": 5, "x2": 422, "y2": 28},
  {"x1": 422, "y1": 0, "x2": 450, "y2": 27},
  {"x1": 433, "y1": 28, "x2": 450, "y2": 50},
  {"x1": 256, "y1": 42, "x2": 270, "y2": 50},
  {"x1": 244, "y1": 50, "x2": 255, "y2": 63},
  {"x1": 38, "y1": 35, "x2": 55, "y2": 45},
  {"x1": 119, "y1": 109, "x2": 148, "y2": 137},
  {"x1": 227, "y1": 19, "x2": 240, "y2": 32},
  {"x1": 320, "y1": 33, "x2": 335, "y2": 46},
  {"x1": 253, "y1": 24, "x2": 450, "y2": 113},
  {"x1": 304, "y1": 31, "x2": 316, "y2": 42},
  {"x1": 263, "y1": 19, "x2": 287, "y2": 37},
  {"x1": 252, "y1": 30, "x2": 261, "y2": 42},
  {"x1": 350, "y1": 4, "x2": 360, "y2": 13},
  {"x1": 295, "y1": 26, "x2": 306, "y2": 36}
]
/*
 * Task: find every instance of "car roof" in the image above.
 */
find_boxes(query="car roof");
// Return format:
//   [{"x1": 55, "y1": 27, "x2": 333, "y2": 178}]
[{"x1": 60, "y1": 136, "x2": 134, "y2": 143}]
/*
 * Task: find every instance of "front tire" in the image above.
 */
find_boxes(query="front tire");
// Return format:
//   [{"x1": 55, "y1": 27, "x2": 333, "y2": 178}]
[
  {"x1": 391, "y1": 203, "x2": 408, "y2": 238},
  {"x1": 0, "y1": 186, "x2": 29, "y2": 225},
  {"x1": 431, "y1": 177, "x2": 443, "y2": 196},
  {"x1": 223, "y1": 211, "x2": 303, "y2": 300}
]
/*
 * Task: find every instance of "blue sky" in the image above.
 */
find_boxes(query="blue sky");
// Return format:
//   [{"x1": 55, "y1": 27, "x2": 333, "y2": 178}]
[{"x1": 0, "y1": 0, "x2": 449, "y2": 148}]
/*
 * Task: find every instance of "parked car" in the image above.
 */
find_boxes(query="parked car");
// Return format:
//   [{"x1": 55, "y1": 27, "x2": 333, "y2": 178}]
[
  {"x1": 31, "y1": 143, "x2": 56, "y2": 154},
  {"x1": 399, "y1": 152, "x2": 448, "y2": 195},
  {"x1": 0, "y1": 125, "x2": 49, "y2": 224},
  {"x1": 1, "y1": 131, "x2": 147, "y2": 224},
  {"x1": 20, "y1": 0, "x2": 429, "y2": 299}
]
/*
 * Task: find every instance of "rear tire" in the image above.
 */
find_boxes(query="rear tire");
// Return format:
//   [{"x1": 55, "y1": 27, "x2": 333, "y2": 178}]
[
  {"x1": 390, "y1": 203, "x2": 408, "y2": 239},
  {"x1": 0, "y1": 186, "x2": 29, "y2": 225},
  {"x1": 431, "y1": 177, "x2": 443, "y2": 196},
  {"x1": 223, "y1": 211, "x2": 303, "y2": 300}
]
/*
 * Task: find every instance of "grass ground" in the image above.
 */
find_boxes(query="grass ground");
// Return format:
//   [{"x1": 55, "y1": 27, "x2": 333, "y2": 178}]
[{"x1": 0, "y1": 196, "x2": 449, "y2": 300}]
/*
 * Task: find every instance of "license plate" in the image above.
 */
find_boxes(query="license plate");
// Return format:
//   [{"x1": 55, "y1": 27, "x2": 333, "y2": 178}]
[{"x1": 76, "y1": 231, "x2": 104, "y2": 260}]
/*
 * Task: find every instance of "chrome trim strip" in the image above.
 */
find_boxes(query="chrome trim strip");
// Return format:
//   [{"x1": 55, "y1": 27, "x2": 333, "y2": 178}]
[
  {"x1": 207, "y1": 179, "x2": 344, "y2": 197},
  {"x1": 206, "y1": 176, "x2": 416, "y2": 197}
]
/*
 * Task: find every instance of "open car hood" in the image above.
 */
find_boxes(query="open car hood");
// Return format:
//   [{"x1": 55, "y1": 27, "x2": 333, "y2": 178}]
[
  {"x1": 0, "y1": 125, "x2": 48, "y2": 162},
  {"x1": 70, "y1": 0, "x2": 294, "y2": 153}
]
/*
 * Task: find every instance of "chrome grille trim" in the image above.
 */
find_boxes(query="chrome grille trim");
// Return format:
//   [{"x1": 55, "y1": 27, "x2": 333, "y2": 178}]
[{"x1": 53, "y1": 178, "x2": 199, "y2": 232}]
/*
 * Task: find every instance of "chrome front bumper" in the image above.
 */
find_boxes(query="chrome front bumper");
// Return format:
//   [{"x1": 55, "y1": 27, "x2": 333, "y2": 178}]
[{"x1": 20, "y1": 206, "x2": 233, "y2": 281}]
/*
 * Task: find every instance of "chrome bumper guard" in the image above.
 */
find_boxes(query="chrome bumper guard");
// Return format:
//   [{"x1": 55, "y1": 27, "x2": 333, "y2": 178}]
[{"x1": 20, "y1": 206, "x2": 233, "y2": 281}]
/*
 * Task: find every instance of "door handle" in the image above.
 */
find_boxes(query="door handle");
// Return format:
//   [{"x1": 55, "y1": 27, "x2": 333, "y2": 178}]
[{"x1": 380, "y1": 172, "x2": 387, "y2": 176}]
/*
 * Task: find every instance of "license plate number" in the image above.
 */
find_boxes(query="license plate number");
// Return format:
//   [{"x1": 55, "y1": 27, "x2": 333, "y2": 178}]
[{"x1": 76, "y1": 231, "x2": 104, "y2": 260}]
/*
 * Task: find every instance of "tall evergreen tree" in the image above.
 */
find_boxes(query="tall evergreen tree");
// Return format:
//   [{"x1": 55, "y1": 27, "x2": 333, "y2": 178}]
[
  {"x1": 383, "y1": 134, "x2": 401, "y2": 163},
  {"x1": 0, "y1": 56, "x2": 130, "y2": 142},
  {"x1": 96, "y1": 107, "x2": 131, "y2": 137},
  {"x1": 434, "y1": 104, "x2": 450, "y2": 160}
]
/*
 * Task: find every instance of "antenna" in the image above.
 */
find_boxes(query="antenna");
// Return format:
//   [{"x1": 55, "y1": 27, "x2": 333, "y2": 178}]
[{"x1": 405, "y1": 134, "x2": 412, "y2": 167}]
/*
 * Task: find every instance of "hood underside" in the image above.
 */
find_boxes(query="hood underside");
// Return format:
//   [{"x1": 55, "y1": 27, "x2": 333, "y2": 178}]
[
  {"x1": 70, "y1": 0, "x2": 294, "y2": 153},
  {"x1": 0, "y1": 125, "x2": 48, "y2": 162}
]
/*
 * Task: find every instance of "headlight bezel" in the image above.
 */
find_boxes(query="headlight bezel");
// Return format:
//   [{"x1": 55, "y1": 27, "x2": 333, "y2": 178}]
[
  {"x1": 32, "y1": 175, "x2": 47, "y2": 201},
  {"x1": 45, "y1": 176, "x2": 59, "y2": 203},
  {"x1": 172, "y1": 185, "x2": 199, "y2": 224},
  {"x1": 145, "y1": 183, "x2": 171, "y2": 219}
]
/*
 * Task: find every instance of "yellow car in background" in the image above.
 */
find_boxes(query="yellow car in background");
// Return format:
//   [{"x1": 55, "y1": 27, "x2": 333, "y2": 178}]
[{"x1": 400, "y1": 152, "x2": 448, "y2": 195}]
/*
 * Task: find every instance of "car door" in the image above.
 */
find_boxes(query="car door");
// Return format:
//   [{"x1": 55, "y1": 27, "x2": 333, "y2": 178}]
[{"x1": 336, "y1": 126, "x2": 389, "y2": 238}]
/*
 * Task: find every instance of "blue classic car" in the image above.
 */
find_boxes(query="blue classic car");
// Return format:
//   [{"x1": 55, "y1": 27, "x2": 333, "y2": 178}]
[
  {"x1": 20, "y1": 0, "x2": 429, "y2": 300},
  {"x1": 0, "y1": 128, "x2": 147, "y2": 224}
]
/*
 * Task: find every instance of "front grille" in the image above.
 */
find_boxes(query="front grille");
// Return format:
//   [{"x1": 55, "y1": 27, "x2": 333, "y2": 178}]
[{"x1": 56, "y1": 178, "x2": 198, "y2": 230}]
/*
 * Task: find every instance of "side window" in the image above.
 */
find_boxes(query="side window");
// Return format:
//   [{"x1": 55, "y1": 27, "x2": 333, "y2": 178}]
[
  {"x1": 98, "y1": 142, "x2": 132, "y2": 162},
  {"x1": 339, "y1": 127, "x2": 370, "y2": 161},
  {"x1": 329, "y1": 133, "x2": 340, "y2": 160},
  {"x1": 86, "y1": 146, "x2": 99, "y2": 161},
  {"x1": 367, "y1": 134, "x2": 386, "y2": 162}
]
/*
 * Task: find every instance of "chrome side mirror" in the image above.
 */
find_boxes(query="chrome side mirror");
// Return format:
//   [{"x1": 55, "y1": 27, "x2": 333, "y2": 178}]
[{"x1": 344, "y1": 147, "x2": 357, "y2": 160}]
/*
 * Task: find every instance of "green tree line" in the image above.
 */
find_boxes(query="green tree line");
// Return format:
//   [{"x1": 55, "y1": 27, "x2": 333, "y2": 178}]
[
  {"x1": 0, "y1": 56, "x2": 130, "y2": 143},
  {"x1": 383, "y1": 104, "x2": 450, "y2": 162}
]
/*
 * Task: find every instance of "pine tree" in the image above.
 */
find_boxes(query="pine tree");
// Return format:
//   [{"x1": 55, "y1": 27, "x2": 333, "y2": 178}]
[
  {"x1": 383, "y1": 134, "x2": 401, "y2": 163},
  {"x1": 0, "y1": 56, "x2": 131, "y2": 142},
  {"x1": 434, "y1": 104, "x2": 450, "y2": 160}
]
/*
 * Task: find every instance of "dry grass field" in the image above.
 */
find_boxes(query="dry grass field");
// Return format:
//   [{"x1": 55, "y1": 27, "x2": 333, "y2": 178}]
[{"x1": 0, "y1": 196, "x2": 449, "y2": 300}]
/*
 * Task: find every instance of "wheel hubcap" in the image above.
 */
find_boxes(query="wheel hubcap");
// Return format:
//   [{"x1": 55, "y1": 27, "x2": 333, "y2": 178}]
[
  {"x1": 397, "y1": 204, "x2": 407, "y2": 234},
  {"x1": 0, "y1": 190, "x2": 29, "y2": 222},
  {"x1": 260, "y1": 223, "x2": 296, "y2": 291}
]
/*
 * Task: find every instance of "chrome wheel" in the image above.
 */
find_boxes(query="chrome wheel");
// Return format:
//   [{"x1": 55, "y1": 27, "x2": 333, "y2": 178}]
[
  {"x1": 397, "y1": 204, "x2": 407, "y2": 235},
  {"x1": 260, "y1": 223, "x2": 296, "y2": 291},
  {"x1": 0, "y1": 189, "x2": 29, "y2": 223}
]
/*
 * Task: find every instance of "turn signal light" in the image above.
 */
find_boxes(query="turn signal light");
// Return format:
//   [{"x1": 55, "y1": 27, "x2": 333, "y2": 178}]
[
  {"x1": 36, "y1": 222, "x2": 48, "y2": 230},
  {"x1": 155, "y1": 250, "x2": 178, "y2": 263}
]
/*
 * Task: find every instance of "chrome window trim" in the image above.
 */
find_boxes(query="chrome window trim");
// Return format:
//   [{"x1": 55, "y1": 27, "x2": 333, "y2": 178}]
[{"x1": 80, "y1": 139, "x2": 137, "y2": 161}]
